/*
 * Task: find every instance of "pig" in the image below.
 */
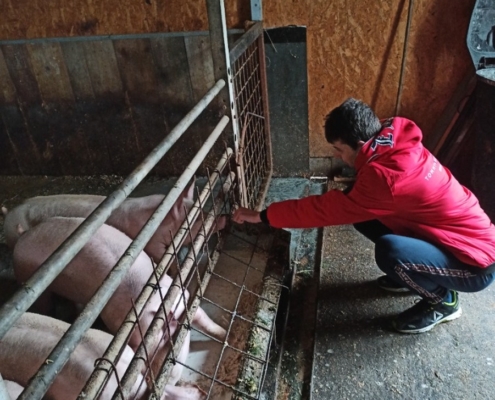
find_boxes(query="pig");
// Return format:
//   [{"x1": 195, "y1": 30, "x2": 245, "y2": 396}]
[
  {"x1": 0, "y1": 312, "x2": 204, "y2": 399},
  {"x1": 3, "y1": 182, "x2": 198, "y2": 263},
  {"x1": 13, "y1": 217, "x2": 226, "y2": 381}
]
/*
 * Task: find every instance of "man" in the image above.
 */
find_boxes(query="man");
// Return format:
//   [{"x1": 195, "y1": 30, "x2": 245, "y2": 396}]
[{"x1": 232, "y1": 98, "x2": 495, "y2": 334}]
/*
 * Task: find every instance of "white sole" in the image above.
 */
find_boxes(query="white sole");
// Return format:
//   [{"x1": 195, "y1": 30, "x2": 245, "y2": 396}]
[{"x1": 395, "y1": 307, "x2": 462, "y2": 334}]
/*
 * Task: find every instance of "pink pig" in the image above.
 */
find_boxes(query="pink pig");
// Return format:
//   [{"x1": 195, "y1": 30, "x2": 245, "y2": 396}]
[
  {"x1": 3, "y1": 183, "x2": 199, "y2": 263},
  {"x1": 0, "y1": 312, "x2": 205, "y2": 399},
  {"x1": 12, "y1": 217, "x2": 225, "y2": 386}
]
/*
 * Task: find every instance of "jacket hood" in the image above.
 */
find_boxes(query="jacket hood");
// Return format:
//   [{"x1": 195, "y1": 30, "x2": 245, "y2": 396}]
[{"x1": 354, "y1": 117, "x2": 424, "y2": 171}]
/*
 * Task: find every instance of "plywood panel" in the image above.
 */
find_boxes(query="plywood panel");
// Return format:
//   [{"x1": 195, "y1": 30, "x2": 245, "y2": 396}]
[
  {"x1": 0, "y1": 0, "x2": 247, "y2": 39},
  {"x1": 307, "y1": 0, "x2": 407, "y2": 157},
  {"x1": 398, "y1": 0, "x2": 476, "y2": 139}
]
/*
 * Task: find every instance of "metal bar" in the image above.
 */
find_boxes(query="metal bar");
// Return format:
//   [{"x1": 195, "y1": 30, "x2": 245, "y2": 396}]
[
  {"x1": 14, "y1": 115, "x2": 228, "y2": 400},
  {"x1": 81, "y1": 148, "x2": 234, "y2": 399},
  {"x1": 229, "y1": 22, "x2": 263, "y2": 63},
  {"x1": 207, "y1": 0, "x2": 240, "y2": 152},
  {"x1": 250, "y1": 0, "x2": 263, "y2": 21},
  {"x1": 0, "y1": 29, "x2": 244, "y2": 46},
  {"x1": 0, "y1": 79, "x2": 226, "y2": 343}
]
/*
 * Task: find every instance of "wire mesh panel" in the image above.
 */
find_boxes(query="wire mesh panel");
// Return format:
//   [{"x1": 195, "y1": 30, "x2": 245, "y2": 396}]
[{"x1": 231, "y1": 26, "x2": 272, "y2": 211}]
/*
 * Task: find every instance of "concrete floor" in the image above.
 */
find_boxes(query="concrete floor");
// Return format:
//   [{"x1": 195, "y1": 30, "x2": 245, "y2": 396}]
[{"x1": 312, "y1": 182, "x2": 495, "y2": 400}]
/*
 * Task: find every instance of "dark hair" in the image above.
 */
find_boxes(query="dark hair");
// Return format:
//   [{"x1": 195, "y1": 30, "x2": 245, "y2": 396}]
[{"x1": 324, "y1": 98, "x2": 382, "y2": 149}]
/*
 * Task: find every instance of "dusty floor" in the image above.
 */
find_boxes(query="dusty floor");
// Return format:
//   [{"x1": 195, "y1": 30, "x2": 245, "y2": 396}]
[{"x1": 312, "y1": 182, "x2": 495, "y2": 400}]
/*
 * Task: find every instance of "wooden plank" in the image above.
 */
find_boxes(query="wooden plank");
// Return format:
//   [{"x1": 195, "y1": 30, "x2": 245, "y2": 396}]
[
  {"x1": 60, "y1": 41, "x2": 95, "y2": 100},
  {"x1": 113, "y1": 39, "x2": 159, "y2": 103},
  {"x1": 82, "y1": 40, "x2": 123, "y2": 98},
  {"x1": 150, "y1": 36, "x2": 195, "y2": 175},
  {"x1": 26, "y1": 42, "x2": 75, "y2": 103},
  {"x1": 0, "y1": 44, "x2": 61, "y2": 174},
  {"x1": 25, "y1": 42, "x2": 84, "y2": 175},
  {"x1": 0, "y1": 106, "x2": 43, "y2": 175},
  {"x1": 1, "y1": 44, "x2": 41, "y2": 106},
  {"x1": 59, "y1": 41, "x2": 109, "y2": 174},
  {"x1": 0, "y1": 49, "x2": 16, "y2": 105},
  {"x1": 81, "y1": 39, "x2": 131, "y2": 174},
  {"x1": 150, "y1": 36, "x2": 193, "y2": 106},
  {"x1": 184, "y1": 35, "x2": 215, "y2": 103},
  {"x1": 0, "y1": 109, "x2": 21, "y2": 174},
  {"x1": 113, "y1": 38, "x2": 160, "y2": 168}
]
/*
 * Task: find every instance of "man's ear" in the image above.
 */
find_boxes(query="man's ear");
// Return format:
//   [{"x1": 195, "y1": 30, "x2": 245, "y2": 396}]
[{"x1": 357, "y1": 140, "x2": 366, "y2": 150}]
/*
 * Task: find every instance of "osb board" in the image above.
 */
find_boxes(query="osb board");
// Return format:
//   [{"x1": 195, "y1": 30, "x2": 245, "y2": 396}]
[
  {"x1": 0, "y1": 0, "x2": 249, "y2": 38},
  {"x1": 0, "y1": 0, "x2": 477, "y2": 160},
  {"x1": 265, "y1": 0, "x2": 476, "y2": 157}
]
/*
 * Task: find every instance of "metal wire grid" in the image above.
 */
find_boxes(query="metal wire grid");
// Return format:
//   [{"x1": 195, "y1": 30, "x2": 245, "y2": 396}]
[
  {"x1": 166, "y1": 227, "x2": 284, "y2": 399},
  {"x1": 85, "y1": 173, "x2": 285, "y2": 399},
  {"x1": 232, "y1": 35, "x2": 272, "y2": 211}
]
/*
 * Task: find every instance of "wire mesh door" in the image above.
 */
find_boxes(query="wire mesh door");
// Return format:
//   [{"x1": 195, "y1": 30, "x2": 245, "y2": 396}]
[{"x1": 230, "y1": 23, "x2": 272, "y2": 211}]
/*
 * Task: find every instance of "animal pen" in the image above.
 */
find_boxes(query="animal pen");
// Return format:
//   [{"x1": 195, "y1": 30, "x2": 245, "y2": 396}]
[{"x1": 0, "y1": 1, "x2": 291, "y2": 399}]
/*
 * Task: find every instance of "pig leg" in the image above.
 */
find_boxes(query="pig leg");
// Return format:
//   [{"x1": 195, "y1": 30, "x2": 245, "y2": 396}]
[{"x1": 191, "y1": 307, "x2": 226, "y2": 341}]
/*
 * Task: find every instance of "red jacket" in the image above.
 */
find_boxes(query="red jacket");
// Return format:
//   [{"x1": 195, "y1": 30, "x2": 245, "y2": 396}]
[{"x1": 266, "y1": 117, "x2": 495, "y2": 268}]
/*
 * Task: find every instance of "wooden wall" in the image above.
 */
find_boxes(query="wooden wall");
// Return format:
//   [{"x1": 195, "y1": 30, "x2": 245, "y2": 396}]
[
  {"x1": 0, "y1": 0, "x2": 476, "y2": 170},
  {"x1": 0, "y1": 34, "x2": 225, "y2": 176}
]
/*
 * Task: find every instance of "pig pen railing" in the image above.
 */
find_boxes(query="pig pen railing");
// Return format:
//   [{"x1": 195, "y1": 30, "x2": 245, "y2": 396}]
[{"x1": 0, "y1": 79, "x2": 236, "y2": 399}]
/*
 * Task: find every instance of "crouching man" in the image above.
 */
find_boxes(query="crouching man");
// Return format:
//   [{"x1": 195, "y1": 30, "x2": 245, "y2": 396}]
[{"x1": 233, "y1": 98, "x2": 495, "y2": 334}]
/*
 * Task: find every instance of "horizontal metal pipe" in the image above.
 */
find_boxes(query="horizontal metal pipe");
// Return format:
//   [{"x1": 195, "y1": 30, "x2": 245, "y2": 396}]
[
  {"x1": 81, "y1": 147, "x2": 233, "y2": 399},
  {"x1": 14, "y1": 96, "x2": 228, "y2": 400},
  {"x1": 113, "y1": 133, "x2": 233, "y2": 399},
  {"x1": 0, "y1": 78, "x2": 226, "y2": 343},
  {"x1": 0, "y1": 29, "x2": 244, "y2": 46}
]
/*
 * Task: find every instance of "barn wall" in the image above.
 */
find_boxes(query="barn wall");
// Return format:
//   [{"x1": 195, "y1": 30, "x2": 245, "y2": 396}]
[
  {"x1": 0, "y1": 33, "x2": 228, "y2": 176},
  {"x1": 0, "y1": 0, "x2": 476, "y2": 173}
]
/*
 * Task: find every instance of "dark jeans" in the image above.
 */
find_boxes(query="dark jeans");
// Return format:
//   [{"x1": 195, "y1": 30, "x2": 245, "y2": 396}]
[{"x1": 354, "y1": 220, "x2": 495, "y2": 303}]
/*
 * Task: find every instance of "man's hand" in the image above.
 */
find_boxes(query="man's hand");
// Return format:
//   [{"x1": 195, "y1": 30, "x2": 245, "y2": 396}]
[{"x1": 232, "y1": 207, "x2": 262, "y2": 224}]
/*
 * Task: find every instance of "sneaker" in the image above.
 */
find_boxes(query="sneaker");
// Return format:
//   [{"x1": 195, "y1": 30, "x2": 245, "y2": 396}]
[
  {"x1": 392, "y1": 290, "x2": 462, "y2": 334},
  {"x1": 377, "y1": 275, "x2": 410, "y2": 293}
]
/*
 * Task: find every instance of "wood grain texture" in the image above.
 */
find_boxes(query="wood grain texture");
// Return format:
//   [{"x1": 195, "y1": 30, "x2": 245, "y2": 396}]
[{"x1": 0, "y1": 0, "x2": 248, "y2": 39}]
